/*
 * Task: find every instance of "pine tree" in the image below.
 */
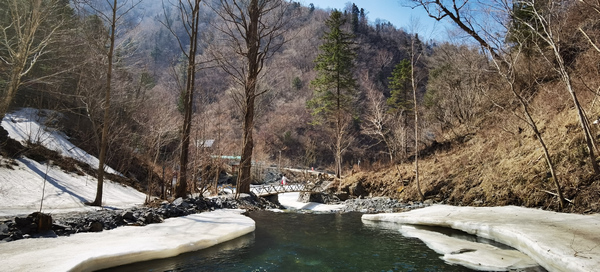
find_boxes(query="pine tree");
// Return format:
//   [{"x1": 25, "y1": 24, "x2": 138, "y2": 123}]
[
  {"x1": 308, "y1": 10, "x2": 357, "y2": 178},
  {"x1": 387, "y1": 59, "x2": 412, "y2": 113}
]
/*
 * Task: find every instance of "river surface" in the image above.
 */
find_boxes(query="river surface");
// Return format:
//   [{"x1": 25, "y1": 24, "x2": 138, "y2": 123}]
[{"x1": 102, "y1": 211, "x2": 477, "y2": 272}]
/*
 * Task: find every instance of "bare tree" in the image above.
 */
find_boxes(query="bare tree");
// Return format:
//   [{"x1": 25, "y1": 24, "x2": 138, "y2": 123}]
[
  {"x1": 515, "y1": 0, "x2": 600, "y2": 176},
  {"x1": 0, "y1": 0, "x2": 65, "y2": 119},
  {"x1": 210, "y1": 0, "x2": 290, "y2": 194},
  {"x1": 361, "y1": 73, "x2": 396, "y2": 162},
  {"x1": 160, "y1": 0, "x2": 204, "y2": 198},
  {"x1": 425, "y1": 43, "x2": 492, "y2": 131},
  {"x1": 408, "y1": 33, "x2": 425, "y2": 201},
  {"x1": 75, "y1": 0, "x2": 141, "y2": 206},
  {"x1": 410, "y1": 0, "x2": 567, "y2": 208}
]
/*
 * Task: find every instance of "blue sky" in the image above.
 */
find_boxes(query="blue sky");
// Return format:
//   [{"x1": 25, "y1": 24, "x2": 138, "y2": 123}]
[{"x1": 309, "y1": 0, "x2": 454, "y2": 41}]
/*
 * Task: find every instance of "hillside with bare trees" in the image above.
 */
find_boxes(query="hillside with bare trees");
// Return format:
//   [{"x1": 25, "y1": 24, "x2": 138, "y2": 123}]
[{"x1": 2, "y1": 0, "x2": 600, "y2": 212}]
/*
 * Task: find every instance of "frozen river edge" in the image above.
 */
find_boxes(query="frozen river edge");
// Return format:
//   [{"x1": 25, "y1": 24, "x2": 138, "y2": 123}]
[
  {"x1": 362, "y1": 205, "x2": 600, "y2": 272},
  {"x1": 0, "y1": 209, "x2": 254, "y2": 272}
]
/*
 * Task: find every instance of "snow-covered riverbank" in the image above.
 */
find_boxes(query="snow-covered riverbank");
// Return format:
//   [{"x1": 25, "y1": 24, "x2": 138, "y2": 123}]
[
  {"x1": 277, "y1": 192, "x2": 344, "y2": 212},
  {"x1": 0, "y1": 209, "x2": 254, "y2": 272},
  {"x1": 363, "y1": 205, "x2": 600, "y2": 272}
]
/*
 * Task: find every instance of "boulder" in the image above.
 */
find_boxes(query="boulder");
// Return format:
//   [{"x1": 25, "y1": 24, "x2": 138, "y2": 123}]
[
  {"x1": 89, "y1": 221, "x2": 103, "y2": 232},
  {"x1": 121, "y1": 211, "x2": 135, "y2": 221},
  {"x1": 172, "y1": 197, "x2": 184, "y2": 206},
  {"x1": 348, "y1": 181, "x2": 368, "y2": 197},
  {"x1": 0, "y1": 223, "x2": 8, "y2": 234}
]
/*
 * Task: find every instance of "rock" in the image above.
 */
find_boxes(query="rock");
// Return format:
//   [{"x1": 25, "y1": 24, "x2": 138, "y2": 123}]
[
  {"x1": 298, "y1": 192, "x2": 340, "y2": 204},
  {"x1": 0, "y1": 223, "x2": 8, "y2": 234},
  {"x1": 172, "y1": 197, "x2": 184, "y2": 206},
  {"x1": 15, "y1": 216, "x2": 33, "y2": 227},
  {"x1": 89, "y1": 221, "x2": 103, "y2": 232},
  {"x1": 121, "y1": 211, "x2": 135, "y2": 221},
  {"x1": 180, "y1": 200, "x2": 191, "y2": 209},
  {"x1": 335, "y1": 192, "x2": 349, "y2": 201},
  {"x1": 348, "y1": 181, "x2": 368, "y2": 198}
]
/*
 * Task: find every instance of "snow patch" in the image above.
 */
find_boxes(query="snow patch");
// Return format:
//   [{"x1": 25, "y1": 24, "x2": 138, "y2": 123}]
[
  {"x1": 0, "y1": 209, "x2": 255, "y2": 272},
  {"x1": 0, "y1": 108, "x2": 145, "y2": 216},
  {"x1": 0, "y1": 157, "x2": 145, "y2": 217},
  {"x1": 2, "y1": 108, "x2": 119, "y2": 174},
  {"x1": 362, "y1": 205, "x2": 600, "y2": 272},
  {"x1": 278, "y1": 192, "x2": 344, "y2": 212}
]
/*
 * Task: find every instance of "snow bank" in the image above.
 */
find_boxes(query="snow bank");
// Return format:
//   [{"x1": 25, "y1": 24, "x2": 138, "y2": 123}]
[
  {"x1": 278, "y1": 192, "x2": 344, "y2": 212},
  {"x1": 362, "y1": 205, "x2": 600, "y2": 272},
  {"x1": 0, "y1": 157, "x2": 145, "y2": 217},
  {"x1": 2, "y1": 108, "x2": 118, "y2": 174},
  {"x1": 0, "y1": 209, "x2": 255, "y2": 272},
  {"x1": 0, "y1": 108, "x2": 145, "y2": 216},
  {"x1": 363, "y1": 220, "x2": 538, "y2": 271}
]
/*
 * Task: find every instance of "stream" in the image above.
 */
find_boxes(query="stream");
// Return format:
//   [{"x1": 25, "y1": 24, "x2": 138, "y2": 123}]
[{"x1": 102, "y1": 211, "x2": 476, "y2": 271}]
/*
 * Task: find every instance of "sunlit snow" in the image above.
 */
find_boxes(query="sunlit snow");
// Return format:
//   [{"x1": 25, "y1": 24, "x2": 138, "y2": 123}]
[
  {"x1": 0, "y1": 209, "x2": 255, "y2": 272},
  {"x1": 0, "y1": 108, "x2": 255, "y2": 272},
  {"x1": 2, "y1": 108, "x2": 119, "y2": 175},
  {"x1": 363, "y1": 205, "x2": 600, "y2": 272},
  {"x1": 278, "y1": 192, "x2": 344, "y2": 212},
  {"x1": 0, "y1": 108, "x2": 144, "y2": 216},
  {"x1": 0, "y1": 157, "x2": 146, "y2": 217}
]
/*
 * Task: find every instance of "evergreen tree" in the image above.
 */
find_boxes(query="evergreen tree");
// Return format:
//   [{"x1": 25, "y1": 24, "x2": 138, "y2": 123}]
[
  {"x1": 506, "y1": 1, "x2": 548, "y2": 55},
  {"x1": 351, "y1": 3, "x2": 359, "y2": 33},
  {"x1": 387, "y1": 59, "x2": 412, "y2": 113},
  {"x1": 308, "y1": 10, "x2": 357, "y2": 178}
]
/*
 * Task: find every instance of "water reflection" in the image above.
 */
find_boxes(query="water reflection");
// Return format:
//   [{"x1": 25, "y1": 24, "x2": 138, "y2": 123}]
[{"x1": 101, "y1": 211, "x2": 476, "y2": 272}]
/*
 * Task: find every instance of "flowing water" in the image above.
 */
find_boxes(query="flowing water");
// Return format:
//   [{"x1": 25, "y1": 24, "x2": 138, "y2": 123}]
[{"x1": 102, "y1": 211, "x2": 477, "y2": 272}]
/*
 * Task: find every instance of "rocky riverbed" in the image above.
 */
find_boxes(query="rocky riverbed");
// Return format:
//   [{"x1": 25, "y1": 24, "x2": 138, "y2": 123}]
[
  {"x1": 1, "y1": 193, "x2": 429, "y2": 243},
  {"x1": 0, "y1": 194, "x2": 281, "y2": 243},
  {"x1": 297, "y1": 191, "x2": 431, "y2": 213}
]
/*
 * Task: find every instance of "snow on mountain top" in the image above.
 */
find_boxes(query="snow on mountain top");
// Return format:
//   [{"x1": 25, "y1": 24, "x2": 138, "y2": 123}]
[{"x1": 0, "y1": 108, "x2": 145, "y2": 216}]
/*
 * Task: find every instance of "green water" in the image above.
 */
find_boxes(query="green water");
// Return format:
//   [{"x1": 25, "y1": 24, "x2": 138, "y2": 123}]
[{"x1": 101, "y1": 211, "x2": 474, "y2": 272}]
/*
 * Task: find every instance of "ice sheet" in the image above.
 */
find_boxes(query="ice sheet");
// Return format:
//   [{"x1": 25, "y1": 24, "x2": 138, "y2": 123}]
[
  {"x1": 364, "y1": 219, "x2": 539, "y2": 271},
  {"x1": 0, "y1": 209, "x2": 255, "y2": 272},
  {"x1": 362, "y1": 205, "x2": 600, "y2": 272}
]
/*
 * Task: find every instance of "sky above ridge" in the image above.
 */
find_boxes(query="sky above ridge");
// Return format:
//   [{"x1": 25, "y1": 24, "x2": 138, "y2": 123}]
[{"x1": 310, "y1": 0, "x2": 454, "y2": 40}]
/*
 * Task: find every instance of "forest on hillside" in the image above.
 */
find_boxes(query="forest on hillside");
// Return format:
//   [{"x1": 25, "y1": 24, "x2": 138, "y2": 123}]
[{"x1": 2, "y1": 0, "x2": 600, "y2": 212}]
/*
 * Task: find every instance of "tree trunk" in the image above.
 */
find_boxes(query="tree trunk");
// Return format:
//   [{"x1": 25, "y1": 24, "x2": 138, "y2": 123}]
[
  {"x1": 411, "y1": 39, "x2": 424, "y2": 201},
  {"x1": 0, "y1": 65, "x2": 23, "y2": 120},
  {"x1": 92, "y1": 0, "x2": 117, "y2": 206},
  {"x1": 236, "y1": 0, "x2": 260, "y2": 195},
  {"x1": 561, "y1": 70, "x2": 600, "y2": 176},
  {"x1": 176, "y1": 0, "x2": 201, "y2": 198}
]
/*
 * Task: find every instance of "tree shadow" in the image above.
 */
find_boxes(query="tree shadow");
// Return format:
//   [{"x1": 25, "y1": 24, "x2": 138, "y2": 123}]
[{"x1": 20, "y1": 158, "x2": 89, "y2": 204}]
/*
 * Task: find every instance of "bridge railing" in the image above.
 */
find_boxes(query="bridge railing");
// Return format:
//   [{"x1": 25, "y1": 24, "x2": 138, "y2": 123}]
[
  {"x1": 250, "y1": 183, "x2": 306, "y2": 196},
  {"x1": 217, "y1": 182, "x2": 326, "y2": 196}
]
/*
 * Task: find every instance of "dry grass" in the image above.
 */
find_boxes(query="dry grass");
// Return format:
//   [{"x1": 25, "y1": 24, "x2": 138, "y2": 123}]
[{"x1": 336, "y1": 79, "x2": 600, "y2": 213}]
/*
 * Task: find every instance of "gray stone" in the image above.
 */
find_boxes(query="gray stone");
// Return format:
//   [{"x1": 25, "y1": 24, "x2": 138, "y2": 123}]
[
  {"x1": 0, "y1": 223, "x2": 8, "y2": 234},
  {"x1": 172, "y1": 197, "x2": 184, "y2": 206},
  {"x1": 121, "y1": 211, "x2": 135, "y2": 221},
  {"x1": 89, "y1": 221, "x2": 103, "y2": 232}
]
